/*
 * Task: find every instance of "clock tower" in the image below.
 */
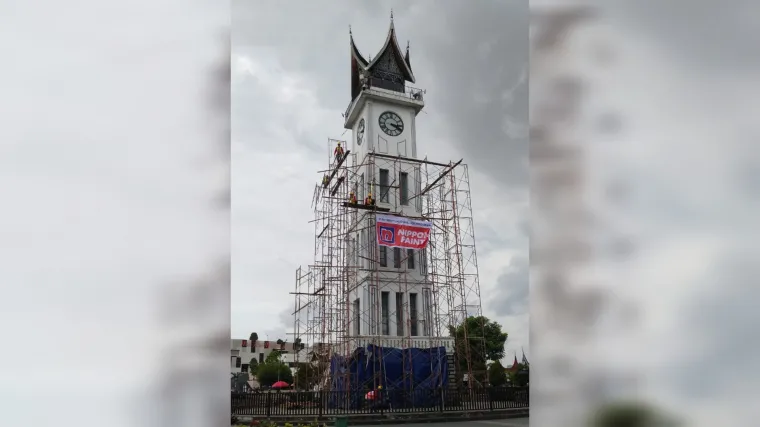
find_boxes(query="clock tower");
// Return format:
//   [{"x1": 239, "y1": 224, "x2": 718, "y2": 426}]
[
  {"x1": 294, "y1": 15, "x2": 485, "y2": 395},
  {"x1": 341, "y1": 16, "x2": 440, "y2": 349}
]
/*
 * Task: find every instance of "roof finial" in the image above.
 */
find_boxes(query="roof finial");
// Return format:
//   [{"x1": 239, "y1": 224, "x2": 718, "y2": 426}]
[
  {"x1": 406, "y1": 40, "x2": 410, "y2": 51},
  {"x1": 390, "y1": 9, "x2": 394, "y2": 23},
  {"x1": 349, "y1": 24, "x2": 352, "y2": 37}
]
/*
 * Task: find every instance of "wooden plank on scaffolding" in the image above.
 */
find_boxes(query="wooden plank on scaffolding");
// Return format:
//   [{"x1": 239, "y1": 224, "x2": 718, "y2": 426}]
[
  {"x1": 330, "y1": 175, "x2": 346, "y2": 196},
  {"x1": 326, "y1": 149, "x2": 351, "y2": 185},
  {"x1": 341, "y1": 202, "x2": 391, "y2": 212}
]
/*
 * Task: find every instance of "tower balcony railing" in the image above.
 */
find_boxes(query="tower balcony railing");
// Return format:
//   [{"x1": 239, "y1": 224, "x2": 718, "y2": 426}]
[{"x1": 344, "y1": 82, "x2": 425, "y2": 119}]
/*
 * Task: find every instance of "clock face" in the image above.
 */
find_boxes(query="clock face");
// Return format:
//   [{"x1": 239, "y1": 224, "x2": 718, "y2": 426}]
[
  {"x1": 378, "y1": 111, "x2": 404, "y2": 137},
  {"x1": 356, "y1": 118, "x2": 365, "y2": 146}
]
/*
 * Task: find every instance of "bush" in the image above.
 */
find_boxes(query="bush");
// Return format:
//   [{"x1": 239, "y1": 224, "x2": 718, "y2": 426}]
[{"x1": 256, "y1": 362, "x2": 293, "y2": 387}]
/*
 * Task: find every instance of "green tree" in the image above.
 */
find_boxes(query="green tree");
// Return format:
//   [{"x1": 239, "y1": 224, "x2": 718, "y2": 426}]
[
  {"x1": 507, "y1": 363, "x2": 529, "y2": 387},
  {"x1": 256, "y1": 362, "x2": 293, "y2": 387},
  {"x1": 487, "y1": 361, "x2": 508, "y2": 387},
  {"x1": 448, "y1": 316, "x2": 508, "y2": 384},
  {"x1": 293, "y1": 362, "x2": 319, "y2": 390},
  {"x1": 249, "y1": 357, "x2": 259, "y2": 373},
  {"x1": 249, "y1": 332, "x2": 258, "y2": 348},
  {"x1": 265, "y1": 350, "x2": 282, "y2": 364}
]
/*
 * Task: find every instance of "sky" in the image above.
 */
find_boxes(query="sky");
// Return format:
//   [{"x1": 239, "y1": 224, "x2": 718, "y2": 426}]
[{"x1": 231, "y1": 0, "x2": 530, "y2": 364}]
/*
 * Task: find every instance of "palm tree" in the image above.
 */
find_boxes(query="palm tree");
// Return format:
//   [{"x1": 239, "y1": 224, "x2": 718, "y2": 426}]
[{"x1": 249, "y1": 332, "x2": 258, "y2": 349}]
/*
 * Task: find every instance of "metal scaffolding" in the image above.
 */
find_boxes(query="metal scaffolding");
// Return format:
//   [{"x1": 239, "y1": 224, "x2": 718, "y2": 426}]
[{"x1": 292, "y1": 140, "x2": 487, "y2": 394}]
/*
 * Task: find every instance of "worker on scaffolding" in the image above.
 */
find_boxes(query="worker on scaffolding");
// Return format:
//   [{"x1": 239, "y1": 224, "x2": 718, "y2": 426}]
[
  {"x1": 364, "y1": 191, "x2": 375, "y2": 207},
  {"x1": 322, "y1": 174, "x2": 329, "y2": 188},
  {"x1": 348, "y1": 190, "x2": 358, "y2": 205},
  {"x1": 334, "y1": 141, "x2": 345, "y2": 161}
]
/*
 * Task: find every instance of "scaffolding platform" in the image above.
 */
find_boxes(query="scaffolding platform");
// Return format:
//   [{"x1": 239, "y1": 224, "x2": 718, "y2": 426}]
[{"x1": 341, "y1": 202, "x2": 391, "y2": 212}]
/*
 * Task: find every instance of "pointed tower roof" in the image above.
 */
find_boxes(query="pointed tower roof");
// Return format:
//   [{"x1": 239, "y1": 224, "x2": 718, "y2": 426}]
[
  {"x1": 349, "y1": 26, "x2": 368, "y2": 67},
  {"x1": 364, "y1": 15, "x2": 415, "y2": 83},
  {"x1": 349, "y1": 26, "x2": 369, "y2": 101}
]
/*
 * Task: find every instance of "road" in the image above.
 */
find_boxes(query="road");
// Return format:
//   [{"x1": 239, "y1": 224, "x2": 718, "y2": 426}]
[{"x1": 361, "y1": 418, "x2": 529, "y2": 427}]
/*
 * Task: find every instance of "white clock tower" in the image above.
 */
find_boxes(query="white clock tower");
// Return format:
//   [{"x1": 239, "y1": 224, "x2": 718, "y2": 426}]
[{"x1": 341, "y1": 16, "x2": 450, "y2": 355}]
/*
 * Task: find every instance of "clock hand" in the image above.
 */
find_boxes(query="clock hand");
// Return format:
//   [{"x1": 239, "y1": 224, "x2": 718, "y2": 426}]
[{"x1": 387, "y1": 122, "x2": 397, "y2": 130}]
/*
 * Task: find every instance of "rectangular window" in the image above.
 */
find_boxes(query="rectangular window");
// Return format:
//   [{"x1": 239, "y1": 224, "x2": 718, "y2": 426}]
[
  {"x1": 393, "y1": 247, "x2": 401, "y2": 268},
  {"x1": 370, "y1": 288, "x2": 377, "y2": 335},
  {"x1": 259, "y1": 353, "x2": 264, "y2": 363},
  {"x1": 409, "y1": 293, "x2": 418, "y2": 336},
  {"x1": 415, "y1": 167, "x2": 422, "y2": 212},
  {"x1": 399, "y1": 172, "x2": 409, "y2": 205},
  {"x1": 359, "y1": 173, "x2": 364, "y2": 201},
  {"x1": 361, "y1": 231, "x2": 366, "y2": 269},
  {"x1": 381, "y1": 292, "x2": 390, "y2": 335},
  {"x1": 396, "y1": 293, "x2": 404, "y2": 336},
  {"x1": 241, "y1": 364, "x2": 248, "y2": 373},
  {"x1": 379, "y1": 245, "x2": 387, "y2": 267},
  {"x1": 422, "y1": 288, "x2": 433, "y2": 337},
  {"x1": 236, "y1": 357, "x2": 241, "y2": 368},
  {"x1": 407, "y1": 249, "x2": 415, "y2": 269},
  {"x1": 354, "y1": 298, "x2": 361, "y2": 336},
  {"x1": 379, "y1": 168, "x2": 390, "y2": 202},
  {"x1": 420, "y1": 248, "x2": 427, "y2": 275}
]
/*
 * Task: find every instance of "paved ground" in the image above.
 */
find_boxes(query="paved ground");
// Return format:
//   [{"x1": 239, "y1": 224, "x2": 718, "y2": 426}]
[{"x1": 360, "y1": 418, "x2": 529, "y2": 427}]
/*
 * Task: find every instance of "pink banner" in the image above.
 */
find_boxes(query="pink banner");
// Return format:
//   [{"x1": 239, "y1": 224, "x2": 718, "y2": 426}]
[{"x1": 376, "y1": 214, "x2": 431, "y2": 250}]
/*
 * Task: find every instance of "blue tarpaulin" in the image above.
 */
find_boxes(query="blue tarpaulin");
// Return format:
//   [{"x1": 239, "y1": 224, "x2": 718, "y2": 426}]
[{"x1": 328, "y1": 344, "x2": 448, "y2": 409}]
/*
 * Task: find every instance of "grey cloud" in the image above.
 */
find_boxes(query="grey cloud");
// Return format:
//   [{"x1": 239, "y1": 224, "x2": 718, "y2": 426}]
[
  {"x1": 413, "y1": 1, "x2": 529, "y2": 189},
  {"x1": 608, "y1": 0, "x2": 760, "y2": 71},
  {"x1": 490, "y1": 254, "x2": 529, "y2": 317}
]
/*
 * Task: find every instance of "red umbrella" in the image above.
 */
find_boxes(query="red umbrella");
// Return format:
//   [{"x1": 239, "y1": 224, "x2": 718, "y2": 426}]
[{"x1": 272, "y1": 381, "x2": 289, "y2": 389}]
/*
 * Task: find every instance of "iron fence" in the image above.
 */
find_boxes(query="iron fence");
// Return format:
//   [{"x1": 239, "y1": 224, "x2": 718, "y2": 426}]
[{"x1": 232, "y1": 386, "x2": 528, "y2": 417}]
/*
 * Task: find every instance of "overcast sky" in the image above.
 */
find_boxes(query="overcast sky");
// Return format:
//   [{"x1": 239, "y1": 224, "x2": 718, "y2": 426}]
[{"x1": 231, "y1": 0, "x2": 529, "y2": 363}]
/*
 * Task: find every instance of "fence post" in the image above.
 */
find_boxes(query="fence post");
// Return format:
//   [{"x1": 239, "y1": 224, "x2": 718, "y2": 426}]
[
  {"x1": 439, "y1": 388, "x2": 445, "y2": 413},
  {"x1": 318, "y1": 390, "x2": 324, "y2": 418},
  {"x1": 265, "y1": 392, "x2": 272, "y2": 418}
]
